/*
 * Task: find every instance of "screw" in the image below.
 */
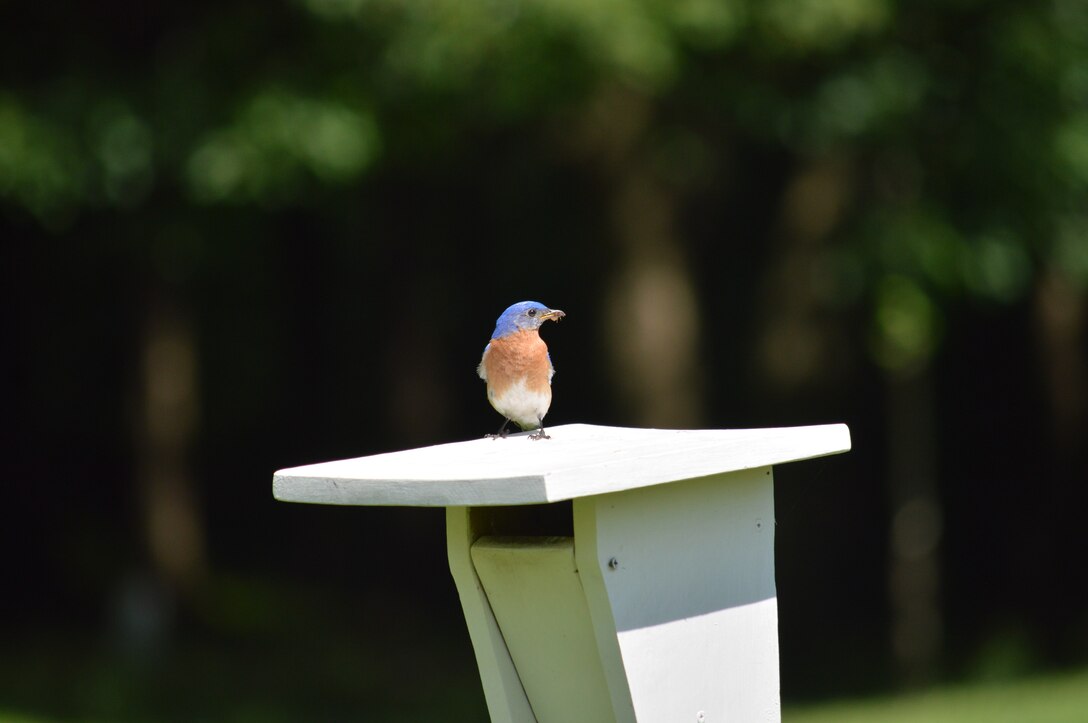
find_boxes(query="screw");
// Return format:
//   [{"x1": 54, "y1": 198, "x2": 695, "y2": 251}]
[
  {"x1": 755, "y1": 518, "x2": 763, "y2": 531},
  {"x1": 608, "y1": 557, "x2": 619, "y2": 570}
]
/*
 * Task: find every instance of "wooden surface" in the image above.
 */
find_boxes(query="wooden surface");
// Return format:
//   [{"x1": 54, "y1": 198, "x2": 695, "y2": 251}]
[
  {"x1": 446, "y1": 508, "x2": 536, "y2": 723},
  {"x1": 573, "y1": 467, "x2": 782, "y2": 722},
  {"x1": 273, "y1": 423, "x2": 850, "y2": 507},
  {"x1": 471, "y1": 536, "x2": 615, "y2": 723}
]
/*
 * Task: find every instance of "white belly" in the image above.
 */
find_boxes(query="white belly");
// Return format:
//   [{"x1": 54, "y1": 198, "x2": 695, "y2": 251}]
[{"x1": 489, "y1": 379, "x2": 552, "y2": 429}]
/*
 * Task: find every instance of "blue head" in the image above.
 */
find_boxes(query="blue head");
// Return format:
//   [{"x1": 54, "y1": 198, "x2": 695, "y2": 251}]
[{"x1": 490, "y1": 300, "x2": 565, "y2": 339}]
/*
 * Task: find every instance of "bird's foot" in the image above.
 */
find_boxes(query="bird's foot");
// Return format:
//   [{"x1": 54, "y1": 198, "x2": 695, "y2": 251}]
[
  {"x1": 528, "y1": 430, "x2": 551, "y2": 441},
  {"x1": 486, "y1": 421, "x2": 511, "y2": 440}
]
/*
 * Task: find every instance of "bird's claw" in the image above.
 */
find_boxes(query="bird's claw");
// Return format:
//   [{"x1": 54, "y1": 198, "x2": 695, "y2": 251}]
[{"x1": 528, "y1": 430, "x2": 551, "y2": 441}]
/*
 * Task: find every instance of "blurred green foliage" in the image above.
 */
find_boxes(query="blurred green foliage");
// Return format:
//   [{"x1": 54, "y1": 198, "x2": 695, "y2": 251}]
[
  {"x1": 4, "y1": 0, "x2": 1087, "y2": 367},
  {"x1": 187, "y1": 90, "x2": 379, "y2": 201},
  {"x1": 0, "y1": 576, "x2": 488, "y2": 722},
  {"x1": 4, "y1": 0, "x2": 1088, "y2": 717}
]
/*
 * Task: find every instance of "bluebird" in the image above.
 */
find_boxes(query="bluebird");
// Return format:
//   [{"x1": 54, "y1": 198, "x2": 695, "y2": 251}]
[{"x1": 478, "y1": 301, "x2": 566, "y2": 440}]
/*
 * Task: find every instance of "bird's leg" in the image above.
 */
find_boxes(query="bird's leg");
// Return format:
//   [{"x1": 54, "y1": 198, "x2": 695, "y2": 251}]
[
  {"x1": 528, "y1": 417, "x2": 550, "y2": 441},
  {"x1": 486, "y1": 419, "x2": 511, "y2": 439}
]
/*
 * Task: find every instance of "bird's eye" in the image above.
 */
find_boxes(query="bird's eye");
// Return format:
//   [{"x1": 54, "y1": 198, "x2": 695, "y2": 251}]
[{"x1": 527, "y1": 309, "x2": 537, "y2": 317}]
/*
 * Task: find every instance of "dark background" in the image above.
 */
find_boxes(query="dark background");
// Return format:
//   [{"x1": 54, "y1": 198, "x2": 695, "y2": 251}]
[{"x1": 4, "y1": 0, "x2": 1087, "y2": 719}]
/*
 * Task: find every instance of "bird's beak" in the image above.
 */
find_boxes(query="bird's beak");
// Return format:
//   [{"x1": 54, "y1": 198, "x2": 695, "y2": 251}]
[{"x1": 541, "y1": 309, "x2": 565, "y2": 322}]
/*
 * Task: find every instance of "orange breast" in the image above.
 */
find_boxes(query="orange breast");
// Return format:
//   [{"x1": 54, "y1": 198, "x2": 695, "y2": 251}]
[{"x1": 484, "y1": 330, "x2": 552, "y2": 395}]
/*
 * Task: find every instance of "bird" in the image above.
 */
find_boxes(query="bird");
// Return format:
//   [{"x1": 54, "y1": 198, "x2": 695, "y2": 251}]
[{"x1": 477, "y1": 301, "x2": 565, "y2": 440}]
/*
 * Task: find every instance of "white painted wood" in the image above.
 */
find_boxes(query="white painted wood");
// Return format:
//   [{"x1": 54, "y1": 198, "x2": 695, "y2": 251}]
[
  {"x1": 570, "y1": 504, "x2": 639, "y2": 723},
  {"x1": 445, "y1": 508, "x2": 536, "y2": 723},
  {"x1": 471, "y1": 537, "x2": 615, "y2": 723},
  {"x1": 273, "y1": 423, "x2": 850, "y2": 506},
  {"x1": 574, "y1": 467, "x2": 782, "y2": 723},
  {"x1": 275, "y1": 425, "x2": 852, "y2": 722}
]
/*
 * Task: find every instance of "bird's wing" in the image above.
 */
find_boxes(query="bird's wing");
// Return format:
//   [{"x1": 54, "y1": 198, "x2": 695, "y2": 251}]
[
  {"x1": 547, "y1": 351, "x2": 555, "y2": 382},
  {"x1": 477, "y1": 343, "x2": 490, "y2": 380}
]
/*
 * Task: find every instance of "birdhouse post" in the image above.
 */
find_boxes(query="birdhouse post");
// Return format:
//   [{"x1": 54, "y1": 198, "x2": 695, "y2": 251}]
[{"x1": 273, "y1": 423, "x2": 851, "y2": 723}]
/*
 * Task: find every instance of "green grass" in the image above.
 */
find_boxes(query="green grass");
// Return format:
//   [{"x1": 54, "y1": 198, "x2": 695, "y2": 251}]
[
  {"x1": 785, "y1": 668, "x2": 1088, "y2": 723},
  {"x1": 3, "y1": 667, "x2": 1087, "y2": 722}
]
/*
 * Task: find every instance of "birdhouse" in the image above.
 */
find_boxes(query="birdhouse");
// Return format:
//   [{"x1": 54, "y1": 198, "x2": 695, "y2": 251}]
[{"x1": 273, "y1": 423, "x2": 851, "y2": 722}]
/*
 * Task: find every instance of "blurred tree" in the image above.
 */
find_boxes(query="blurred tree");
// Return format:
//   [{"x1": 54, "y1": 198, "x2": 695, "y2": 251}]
[{"x1": 4, "y1": 0, "x2": 1087, "y2": 694}]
